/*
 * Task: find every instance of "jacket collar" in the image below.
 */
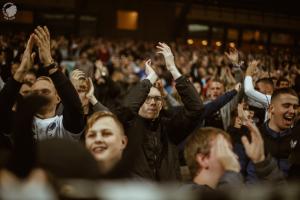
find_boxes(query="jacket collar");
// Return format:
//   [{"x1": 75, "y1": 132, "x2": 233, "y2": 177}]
[{"x1": 264, "y1": 120, "x2": 292, "y2": 138}]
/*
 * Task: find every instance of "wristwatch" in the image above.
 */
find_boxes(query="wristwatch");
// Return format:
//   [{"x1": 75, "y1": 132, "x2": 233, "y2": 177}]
[{"x1": 45, "y1": 62, "x2": 58, "y2": 71}]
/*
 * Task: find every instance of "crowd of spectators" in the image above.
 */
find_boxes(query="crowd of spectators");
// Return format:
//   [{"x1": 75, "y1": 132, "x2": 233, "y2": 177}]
[{"x1": 0, "y1": 27, "x2": 300, "y2": 199}]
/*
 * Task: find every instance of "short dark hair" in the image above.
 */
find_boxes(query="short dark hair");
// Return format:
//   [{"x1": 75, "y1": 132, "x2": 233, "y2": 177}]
[
  {"x1": 256, "y1": 78, "x2": 274, "y2": 88},
  {"x1": 271, "y1": 88, "x2": 298, "y2": 103},
  {"x1": 276, "y1": 77, "x2": 289, "y2": 87}
]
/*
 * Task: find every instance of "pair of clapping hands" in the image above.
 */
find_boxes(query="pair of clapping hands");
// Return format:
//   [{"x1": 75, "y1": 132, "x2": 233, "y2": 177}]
[
  {"x1": 14, "y1": 26, "x2": 54, "y2": 82},
  {"x1": 144, "y1": 42, "x2": 178, "y2": 81}
]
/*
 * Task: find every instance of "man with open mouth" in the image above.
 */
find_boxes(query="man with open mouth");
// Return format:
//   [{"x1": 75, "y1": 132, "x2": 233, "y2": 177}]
[{"x1": 242, "y1": 87, "x2": 299, "y2": 184}]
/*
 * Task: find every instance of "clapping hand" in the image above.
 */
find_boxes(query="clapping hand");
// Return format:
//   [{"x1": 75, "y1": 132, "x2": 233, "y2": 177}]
[
  {"x1": 144, "y1": 59, "x2": 158, "y2": 84},
  {"x1": 14, "y1": 35, "x2": 35, "y2": 82},
  {"x1": 246, "y1": 60, "x2": 260, "y2": 77},
  {"x1": 242, "y1": 121, "x2": 265, "y2": 164},
  {"x1": 225, "y1": 48, "x2": 239, "y2": 65},
  {"x1": 156, "y1": 42, "x2": 181, "y2": 79}
]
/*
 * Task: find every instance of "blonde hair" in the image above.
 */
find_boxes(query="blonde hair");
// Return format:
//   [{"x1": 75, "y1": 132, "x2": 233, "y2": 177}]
[{"x1": 85, "y1": 111, "x2": 125, "y2": 136}]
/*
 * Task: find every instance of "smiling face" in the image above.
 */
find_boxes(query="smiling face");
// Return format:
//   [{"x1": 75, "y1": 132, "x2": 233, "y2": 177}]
[
  {"x1": 269, "y1": 93, "x2": 299, "y2": 131},
  {"x1": 85, "y1": 116, "x2": 127, "y2": 168},
  {"x1": 138, "y1": 87, "x2": 163, "y2": 119}
]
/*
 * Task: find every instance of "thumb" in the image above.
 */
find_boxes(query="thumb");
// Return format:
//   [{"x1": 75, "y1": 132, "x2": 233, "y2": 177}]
[{"x1": 31, "y1": 52, "x2": 36, "y2": 61}]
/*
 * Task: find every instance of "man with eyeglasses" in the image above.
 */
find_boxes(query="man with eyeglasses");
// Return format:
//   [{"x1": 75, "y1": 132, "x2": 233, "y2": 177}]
[{"x1": 116, "y1": 42, "x2": 203, "y2": 182}]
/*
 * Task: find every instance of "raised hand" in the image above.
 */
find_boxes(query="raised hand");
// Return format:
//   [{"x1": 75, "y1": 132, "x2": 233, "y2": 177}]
[
  {"x1": 86, "y1": 77, "x2": 98, "y2": 105},
  {"x1": 145, "y1": 59, "x2": 156, "y2": 76},
  {"x1": 14, "y1": 35, "x2": 35, "y2": 82},
  {"x1": 32, "y1": 26, "x2": 53, "y2": 66},
  {"x1": 70, "y1": 69, "x2": 85, "y2": 85},
  {"x1": 156, "y1": 42, "x2": 181, "y2": 80},
  {"x1": 234, "y1": 82, "x2": 242, "y2": 92},
  {"x1": 225, "y1": 48, "x2": 239, "y2": 65},
  {"x1": 246, "y1": 60, "x2": 260, "y2": 77},
  {"x1": 237, "y1": 103, "x2": 248, "y2": 124},
  {"x1": 156, "y1": 42, "x2": 176, "y2": 71},
  {"x1": 144, "y1": 59, "x2": 158, "y2": 84},
  {"x1": 213, "y1": 134, "x2": 240, "y2": 172},
  {"x1": 241, "y1": 121, "x2": 265, "y2": 164},
  {"x1": 86, "y1": 78, "x2": 95, "y2": 99}
]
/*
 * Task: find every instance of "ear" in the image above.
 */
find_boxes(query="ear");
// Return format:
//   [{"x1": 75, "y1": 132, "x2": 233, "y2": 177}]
[
  {"x1": 55, "y1": 94, "x2": 61, "y2": 104},
  {"x1": 120, "y1": 136, "x2": 128, "y2": 150},
  {"x1": 269, "y1": 103, "x2": 274, "y2": 114},
  {"x1": 196, "y1": 153, "x2": 209, "y2": 170}
]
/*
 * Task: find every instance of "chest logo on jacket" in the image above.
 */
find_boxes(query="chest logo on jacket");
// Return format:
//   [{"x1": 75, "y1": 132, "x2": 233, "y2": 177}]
[{"x1": 290, "y1": 140, "x2": 298, "y2": 149}]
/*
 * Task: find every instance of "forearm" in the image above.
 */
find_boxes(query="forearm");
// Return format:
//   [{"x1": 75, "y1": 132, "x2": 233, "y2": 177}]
[
  {"x1": 244, "y1": 76, "x2": 270, "y2": 108},
  {"x1": 254, "y1": 154, "x2": 286, "y2": 184},
  {"x1": 203, "y1": 90, "x2": 237, "y2": 118},
  {"x1": 146, "y1": 73, "x2": 158, "y2": 85},
  {"x1": 175, "y1": 76, "x2": 203, "y2": 117},
  {"x1": 0, "y1": 78, "x2": 22, "y2": 112},
  {"x1": 169, "y1": 66, "x2": 182, "y2": 80},
  {"x1": 123, "y1": 79, "x2": 152, "y2": 113},
  {"x1": 92, "y1": 101, "x2": 109, "y2": 112},
  {"x1": 49, "y1": 70, "x2": 84, "y2": 133}
]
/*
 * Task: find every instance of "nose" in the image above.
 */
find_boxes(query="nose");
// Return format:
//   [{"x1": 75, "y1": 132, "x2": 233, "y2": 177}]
[{"x1": 95, "y1": 133, "x2": 104, "y2": 143}]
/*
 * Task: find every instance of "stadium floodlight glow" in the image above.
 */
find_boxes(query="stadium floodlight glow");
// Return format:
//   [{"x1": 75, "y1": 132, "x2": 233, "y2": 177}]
[
  {"x1": 201, "y1": 40, "x2": 208, "y2": 46},
  {"x1": 187, "y1": 39, "x2": 194, "y2": 45},
  {"x1": 216, "y1": 41, "x2": 222, "y2": 47}
]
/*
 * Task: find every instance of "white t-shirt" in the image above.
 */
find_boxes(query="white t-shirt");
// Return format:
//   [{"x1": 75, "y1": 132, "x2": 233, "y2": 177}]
[{"x1": 33, "y1": 115, "x2": 81, "y2": 140}]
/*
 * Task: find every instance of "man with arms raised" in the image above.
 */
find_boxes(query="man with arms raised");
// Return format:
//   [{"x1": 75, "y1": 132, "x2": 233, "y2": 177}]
[{"x1": 0, "y1": 26, "x2": 84, "y2": 140}]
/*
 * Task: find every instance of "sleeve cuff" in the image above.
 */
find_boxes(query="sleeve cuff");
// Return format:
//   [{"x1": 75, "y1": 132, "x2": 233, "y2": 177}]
[{"x1": 146, "y1": 73, "x2": 158, "y2": 85}]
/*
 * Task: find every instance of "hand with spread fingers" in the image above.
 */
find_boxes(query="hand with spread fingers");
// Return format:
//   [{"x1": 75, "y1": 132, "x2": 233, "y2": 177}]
[
  {"x1": 246, "y1": 60, "x2": 260, "y2": 77},
  {"x1": 242, "y1": 121, "x2": 265, "y2": 164},
  {"x1": 156, "y1": 42, "x2": 181, "y2": 80},
  {"x1": 225, "y1": 48, "x2": 239, "y2": 65},
  {"x1": 32, "y1": 26, "x2": 53, "y2": 66},
  {"x1": 156, "y1": 42, "x2": 176, "y2": 70},
  {"x1": 14, "y1": 35, "x2": 35, "y2": 82}
]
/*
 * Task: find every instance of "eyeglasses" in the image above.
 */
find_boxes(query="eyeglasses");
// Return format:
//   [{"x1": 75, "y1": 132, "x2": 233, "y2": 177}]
[{"x1": 145, "y1": 96, "x2": 163, "y2": 104}]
